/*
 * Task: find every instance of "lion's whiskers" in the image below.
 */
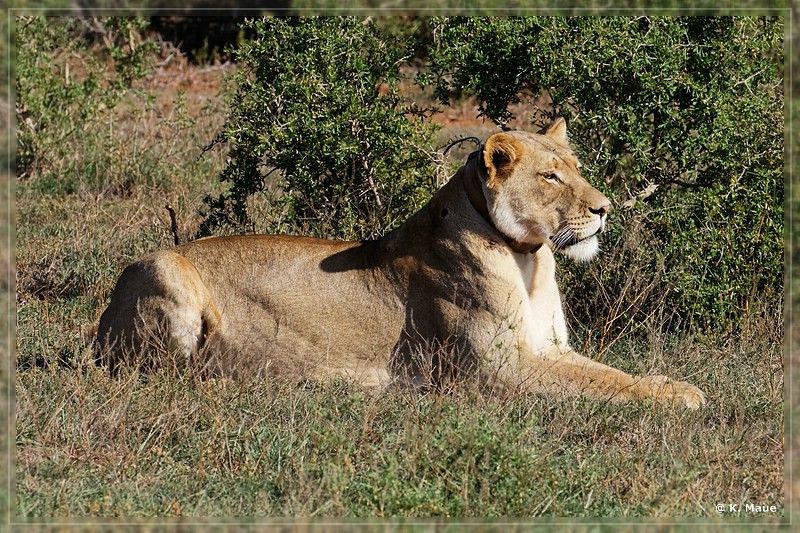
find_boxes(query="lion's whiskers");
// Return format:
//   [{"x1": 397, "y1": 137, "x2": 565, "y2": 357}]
[{"x1": 551, "y1": 224, "x2": 577, "y2": 251}]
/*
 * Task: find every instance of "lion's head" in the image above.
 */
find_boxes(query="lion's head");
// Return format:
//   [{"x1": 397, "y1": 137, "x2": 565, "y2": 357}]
[{"x1": 474, "y1": 119, "x2": 611, "y2": 262}]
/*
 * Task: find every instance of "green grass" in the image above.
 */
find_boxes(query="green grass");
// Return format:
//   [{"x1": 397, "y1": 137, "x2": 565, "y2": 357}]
[
  {"x1": 13, "y1": 341, "x2": 784, "y2": 519},
  {"x1": 12, "y1": 18, "x2": 786, "y2": 523}
]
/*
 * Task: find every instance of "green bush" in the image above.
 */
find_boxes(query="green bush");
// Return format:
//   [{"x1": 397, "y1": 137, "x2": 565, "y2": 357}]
[
  {"x1": 201, "y1": 15, "x2": 781, "y2": 332},
  {"x1": 15, "y1": 16, "x2": 159, "y2": 184},
  {"x1": 422, "y1": 16, "x2": 783, "y2": 331},
  {"x1": 200, "y1": 17, "x2": 439, "y2": 240}
]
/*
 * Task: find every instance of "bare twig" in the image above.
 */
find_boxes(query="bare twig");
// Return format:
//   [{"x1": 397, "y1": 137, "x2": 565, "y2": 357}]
[{"x1": 165, "y1": 205, "x2": 180, "y2": 246}]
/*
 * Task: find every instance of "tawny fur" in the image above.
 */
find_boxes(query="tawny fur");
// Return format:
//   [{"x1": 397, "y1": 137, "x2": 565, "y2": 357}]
[{"x1": 96, "y1": 119, "x2": 706, "y2": 409}]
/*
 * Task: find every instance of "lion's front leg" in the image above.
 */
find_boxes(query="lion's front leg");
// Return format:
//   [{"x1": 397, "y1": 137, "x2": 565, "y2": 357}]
[
  {"x1": 496, "y1": 347, "x2": 707, "y2": 409},
  {"x1": 515, "y1": 246, "x2": 705, "y2": 409}
]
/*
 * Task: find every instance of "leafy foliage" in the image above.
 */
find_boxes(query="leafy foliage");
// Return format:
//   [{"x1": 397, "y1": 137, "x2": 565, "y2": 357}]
[
  {"x1": 423, "y1": 16, "x2": 783, "y2": 330},
  {"x1": 200, "y1": 17, "x2": 439, "y2": 240},
  {"x1": 15, "y1": 16, "x2": 159, "y2": 181},
  {"x1": 203, "y1": 16, "x2": 781, "y2": 329}
]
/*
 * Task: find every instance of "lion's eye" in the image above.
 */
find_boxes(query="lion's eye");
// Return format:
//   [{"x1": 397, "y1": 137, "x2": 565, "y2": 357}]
[{"x1": 543, "y1": 172, "x2": 561, "y2": 183}]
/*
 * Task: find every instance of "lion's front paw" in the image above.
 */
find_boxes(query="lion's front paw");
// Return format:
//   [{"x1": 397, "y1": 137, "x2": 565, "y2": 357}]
[
  {"x1": 639, "y1": 375, "x2": 707, "y2": 410},
  {"x1": 673, "y1": 381, "x2": 707, "y2": 410}
]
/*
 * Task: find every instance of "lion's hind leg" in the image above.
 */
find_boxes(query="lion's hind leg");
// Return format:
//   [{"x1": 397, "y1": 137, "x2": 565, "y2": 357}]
[{"x1": 96, "y1": 251, "x2": 222, "y2": 376}]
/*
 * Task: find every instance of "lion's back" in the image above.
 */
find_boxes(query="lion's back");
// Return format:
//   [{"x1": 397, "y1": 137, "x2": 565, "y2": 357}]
[{"x1": 170, "y1": 235, "x2": 408, "y2": 378}]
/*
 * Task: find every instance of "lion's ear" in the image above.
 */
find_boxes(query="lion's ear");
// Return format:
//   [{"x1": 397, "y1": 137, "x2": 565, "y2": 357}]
[
  {"x1": 483, "y1": 133, "x2": 521, "y2": 184},
  {"x1": 540, "y1": 118, "x2": 568, "y2": 145}
]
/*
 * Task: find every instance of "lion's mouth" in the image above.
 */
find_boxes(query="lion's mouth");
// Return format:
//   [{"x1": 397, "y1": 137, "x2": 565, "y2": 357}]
[
  {"x1": 549, "y1": 224, "x2": 604, "y2": 251},
  {"x1": 549, "y1": 225, "x2": 602, "y2": 262}
]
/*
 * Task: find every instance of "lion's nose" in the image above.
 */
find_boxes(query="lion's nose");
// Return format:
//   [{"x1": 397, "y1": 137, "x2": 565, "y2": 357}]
[{"x1": 590, "y1": 203, "x2": 610, "y2": 217}]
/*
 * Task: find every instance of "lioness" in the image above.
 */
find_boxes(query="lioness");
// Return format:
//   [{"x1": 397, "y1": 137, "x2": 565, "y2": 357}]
[{"x1": 96, "y1": 119, "x2": 705, "y2": 409}]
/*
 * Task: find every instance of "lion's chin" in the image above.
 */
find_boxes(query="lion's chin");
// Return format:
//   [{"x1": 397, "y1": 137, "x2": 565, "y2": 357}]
[{"x1": 561, "y1": 235, "x2": 599, "y2": 263}]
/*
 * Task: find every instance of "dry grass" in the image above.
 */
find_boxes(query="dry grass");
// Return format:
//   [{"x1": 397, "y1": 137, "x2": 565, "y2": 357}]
[
  {"x1": 14, "y1": 314, "x2": 784, "y2": 519},
  {"x1": 2, "y1": 151, "x2": 12, "y2": 526}
]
